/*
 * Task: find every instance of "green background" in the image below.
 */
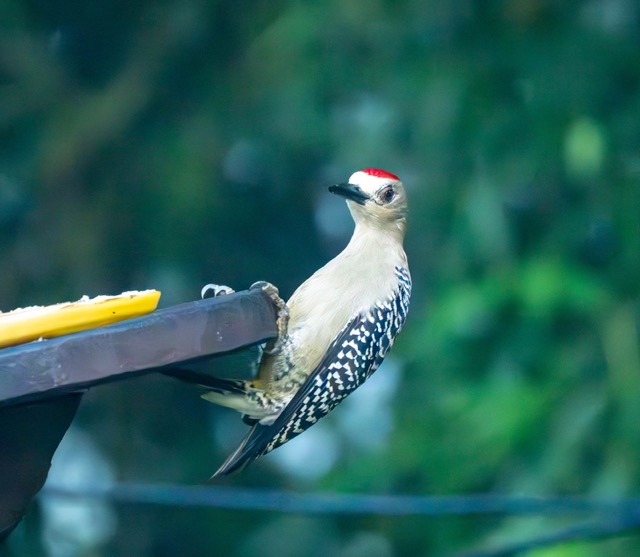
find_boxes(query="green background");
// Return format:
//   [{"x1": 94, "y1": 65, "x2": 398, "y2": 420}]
[{"x1": 2, "y1": 1, "x2": 640, "y2": 555}]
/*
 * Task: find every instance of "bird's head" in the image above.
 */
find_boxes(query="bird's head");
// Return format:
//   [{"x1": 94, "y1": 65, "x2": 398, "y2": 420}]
[{"x1": 329, "y1": 168, "x2": 407, "y2": 235}]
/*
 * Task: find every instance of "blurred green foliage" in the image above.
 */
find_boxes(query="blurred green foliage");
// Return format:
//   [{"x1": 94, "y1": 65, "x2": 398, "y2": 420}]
[{"x1": 3, "y1": 0, "x2": 640, "y2": 556}]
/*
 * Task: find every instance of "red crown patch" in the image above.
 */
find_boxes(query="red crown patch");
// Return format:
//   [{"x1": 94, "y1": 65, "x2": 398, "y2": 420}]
[{"x1": 360, "y1": 168, "x2": 400, "y2": 181}]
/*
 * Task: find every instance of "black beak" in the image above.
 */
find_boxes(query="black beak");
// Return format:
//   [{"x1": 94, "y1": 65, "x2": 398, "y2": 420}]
[{"x1": 328, "y1": 183, "x2": 369, "y2": 205}]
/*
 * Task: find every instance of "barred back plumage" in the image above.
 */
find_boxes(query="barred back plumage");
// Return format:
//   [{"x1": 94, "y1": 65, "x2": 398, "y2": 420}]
[{"x1": 262, "y1": 265, "x2": 411, "y2": 454}]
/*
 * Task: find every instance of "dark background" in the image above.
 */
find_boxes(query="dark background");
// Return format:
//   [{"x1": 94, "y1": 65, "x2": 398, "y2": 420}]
[{"x1": 2, "y1": 1, "x2": 640, "y2": 555}]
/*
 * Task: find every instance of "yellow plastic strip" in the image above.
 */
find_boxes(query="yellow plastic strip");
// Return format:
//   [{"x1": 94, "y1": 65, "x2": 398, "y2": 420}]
[{"x1": 0, "y1": 289, "x2": 161, "y2": 348}]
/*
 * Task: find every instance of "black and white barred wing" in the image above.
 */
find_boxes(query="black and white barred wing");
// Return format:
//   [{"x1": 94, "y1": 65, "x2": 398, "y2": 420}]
[
  {"x1": 213, "y1": 272, "x2": 410, "y2": 477},
  {"x1": 212, "y1": 311, "x2": 380, "y2": 476}
]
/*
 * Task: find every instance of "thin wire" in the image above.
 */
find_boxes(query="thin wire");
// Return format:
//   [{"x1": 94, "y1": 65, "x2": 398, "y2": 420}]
[
  {"x1": 455, "y1": 511, "x2": 640, "y2": 557},
  {"x1": 41, "y1": 483, "x2": 640, "y2": 518},
  {"x1": 42, "y1": 484, "x2": 640, "y2": 556}
]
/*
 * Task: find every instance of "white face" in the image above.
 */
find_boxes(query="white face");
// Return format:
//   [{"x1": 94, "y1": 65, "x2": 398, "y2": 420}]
[{"x1": 347, "y1": 170, "x2": 408, "y2": 229}]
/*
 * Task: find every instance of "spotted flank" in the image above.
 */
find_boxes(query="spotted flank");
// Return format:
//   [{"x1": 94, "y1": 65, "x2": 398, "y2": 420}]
[
  {"x1": 263, "y1": 266, "x2": 411, "y2": 452},
  {"x1": 214, "y1": 266, "x2": 411, "y2": 474}
]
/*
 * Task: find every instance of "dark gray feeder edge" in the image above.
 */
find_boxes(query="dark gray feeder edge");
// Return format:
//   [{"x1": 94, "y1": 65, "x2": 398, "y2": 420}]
[{"x1": 0, "y1": 288, "x2": 278, "y2": 540}]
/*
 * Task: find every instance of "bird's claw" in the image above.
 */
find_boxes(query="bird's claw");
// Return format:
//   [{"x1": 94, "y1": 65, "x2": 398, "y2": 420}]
[
  {"x1": 251, "y1": 281, "x2": 289, "y2": 355},
  {"x1": 201, "y1": 283, "x2": 235, "y2": 299}
]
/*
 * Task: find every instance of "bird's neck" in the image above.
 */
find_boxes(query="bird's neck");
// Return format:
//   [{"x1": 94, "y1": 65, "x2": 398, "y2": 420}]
[{"x1": 344, "y1": 219, "x2": 408, "y2": 268}]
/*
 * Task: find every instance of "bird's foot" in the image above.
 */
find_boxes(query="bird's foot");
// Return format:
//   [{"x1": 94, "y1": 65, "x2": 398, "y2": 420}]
[
  {"x1": 251, "y1": 281, "x2": 289, "y2": 354},
  {"x1": 201, "y1": 283, "x2": 235, "y2": 299}
]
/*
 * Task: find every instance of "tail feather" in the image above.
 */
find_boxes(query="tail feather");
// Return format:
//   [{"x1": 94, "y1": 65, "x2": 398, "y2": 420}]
[
  {"x1": 211, "y1": 429, "x2": 284, "y2": 478},
  {"x1": 210, "y1": 427, "x2": 259, "y2": 478},
  {"x1": 199, "y1": 376, "x2": 275, "y2": 422},
  {"x1": 199, "y1": 377, "x2": 250, "y2": 396},
  {"x1": 162, "y1": 367, "x2": 249, "y2": 393},
  {"x1": 211, "y1": 405, "x2": 295, "y2": 477}
]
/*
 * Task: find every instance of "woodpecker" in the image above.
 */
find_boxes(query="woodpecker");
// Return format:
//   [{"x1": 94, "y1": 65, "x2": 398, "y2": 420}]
[{"x1": 203, "y1": 168, "x2": 411, "y2": 476}]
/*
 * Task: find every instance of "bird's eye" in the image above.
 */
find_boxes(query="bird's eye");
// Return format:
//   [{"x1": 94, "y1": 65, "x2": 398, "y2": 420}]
[{"x1": 381, "y1": 187, "x2": 395, "y2": 204}]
